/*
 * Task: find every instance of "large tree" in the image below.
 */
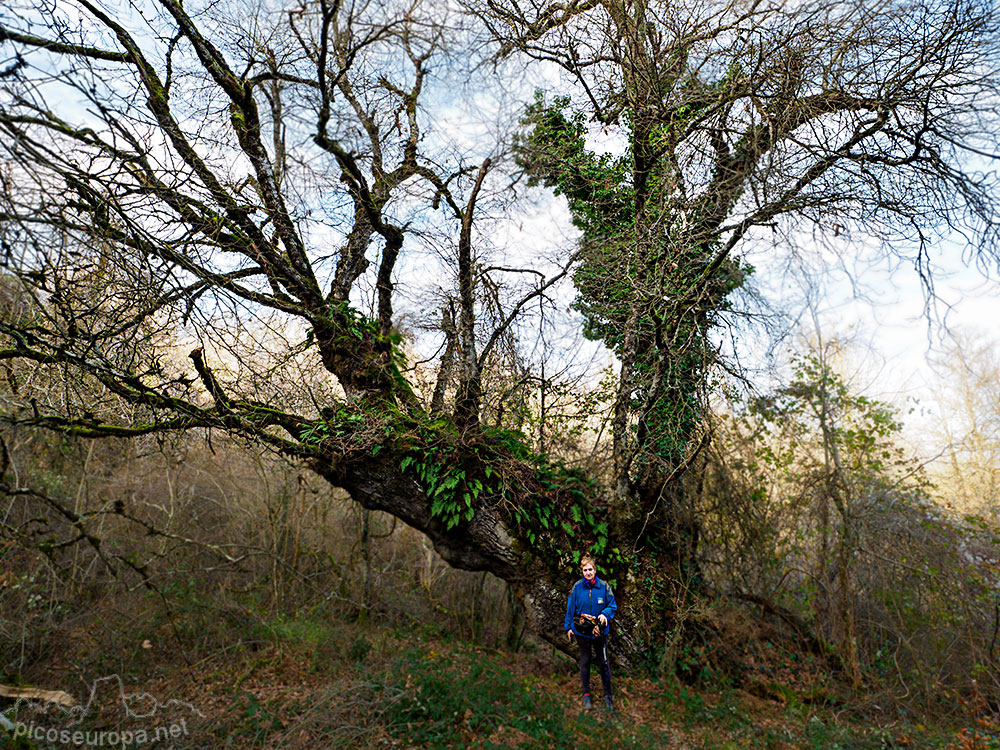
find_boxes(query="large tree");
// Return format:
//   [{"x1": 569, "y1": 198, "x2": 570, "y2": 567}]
[{"x1": 1, "y1": 0, "x2": 998, "y2": 667}]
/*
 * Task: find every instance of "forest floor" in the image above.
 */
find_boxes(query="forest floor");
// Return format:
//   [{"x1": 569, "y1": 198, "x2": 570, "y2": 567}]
[{"x1": 1, "y1": 601, "x2": 997, "y2": 750}]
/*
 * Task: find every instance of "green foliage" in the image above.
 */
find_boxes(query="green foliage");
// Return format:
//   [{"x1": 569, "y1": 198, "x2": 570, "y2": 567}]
[
  {"x1": 752, "y1": 354, "x2": 907, "y2": 469},
  {"x1": 230, "y1": 692, "x2": 284, "y2": 744},
  {"x1": 675, "y1": 687, "x2": 748, "y2": 728},
  {"x1": 517, "y1": 93, "x2": 634, "y2": 241},
  {"x1": 384, "y1": 414, "x2": 621, "y2": 577},
  {"x1": 516, "y1": 92, "x2": 753, "y2": 476},
  {"x1": 401, "y1": 450, "x2": 477, "y2": 530},
  {"x1": 330, "y1": 300, "x2": 381, "y2": 342},
  {"x1": 0, "y1": 731, "x2": 34, "y2": 750},
  {"x1": 507, "y1": 458, "x2": 618, "y2": 574},
  {"x1": 294, "y1": 397, "x2": 619, "y2": 574},
  {"x1": 347, "y1": 634, "x2": 372, "y2": 662},
  {"x1": 710, "y1": 351, "x2": 1000, "y2": 710},
  {"x1": 299, "y1": 405, "x2": 368, "y2": 445},
  {"x1": 379, "y1": 647, "x2": 667, "y2": 749},
  {"x1": 323, "y1": 300, "x2": 412, "y2": 395},
  {"x1": 382, "y1": 649, "x2": 574, "y2": 748}
]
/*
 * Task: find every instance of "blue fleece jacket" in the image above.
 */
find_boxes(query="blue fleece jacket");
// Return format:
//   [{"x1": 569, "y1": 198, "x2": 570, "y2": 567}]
[{"x1": 564, "y1": 576, "x2": 617, "y2": 638}]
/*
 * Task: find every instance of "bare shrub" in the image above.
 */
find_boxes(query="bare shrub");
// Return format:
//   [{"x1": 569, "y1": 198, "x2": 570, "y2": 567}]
[{"x1": 700, "y1": 351, "x2": 1000, "y2": 715}]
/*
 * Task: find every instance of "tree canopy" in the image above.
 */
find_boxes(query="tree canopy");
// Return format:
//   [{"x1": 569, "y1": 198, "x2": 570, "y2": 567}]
[{"x1": 1, "y1": 0, "x2": 999, "y2": 664}]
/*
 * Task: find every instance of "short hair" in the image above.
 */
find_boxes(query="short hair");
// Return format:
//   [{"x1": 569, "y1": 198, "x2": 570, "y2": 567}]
[{"x1": 580, "y1": 554, "x2": 597, "y2": 569}]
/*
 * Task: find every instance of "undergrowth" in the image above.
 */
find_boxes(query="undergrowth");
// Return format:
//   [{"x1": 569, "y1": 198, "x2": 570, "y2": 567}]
[{"x1": 2, "y1": 605, "x2": 998, "y2": 750}]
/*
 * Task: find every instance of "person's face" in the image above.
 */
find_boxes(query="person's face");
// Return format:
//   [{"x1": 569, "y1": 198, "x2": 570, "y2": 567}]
[{"x1": 581, "y1": 562, "x2": 596, "y2": 582}]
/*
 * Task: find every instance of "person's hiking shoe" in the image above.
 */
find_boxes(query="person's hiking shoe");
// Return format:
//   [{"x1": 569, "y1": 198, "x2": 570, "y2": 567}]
[
  {"x1": 603, "y1": 695, "x2": 615, "y2": 711},
  {"x1": 582, "y1": 694, "x2": 593, "y2": 709}
]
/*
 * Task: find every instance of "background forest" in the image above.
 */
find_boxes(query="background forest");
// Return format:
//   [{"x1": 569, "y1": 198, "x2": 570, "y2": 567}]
[
  {"x1": 0, "y1": 0, "x2": 999, "y2": 746},
  {"x1": 1, "y1": 329, "x2": 998, "y2": 747}
]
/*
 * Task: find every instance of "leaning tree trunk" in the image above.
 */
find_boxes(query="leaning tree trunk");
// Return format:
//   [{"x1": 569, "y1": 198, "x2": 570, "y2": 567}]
[{"x1": 309, "y1": 431, "x2": 651, "y2": 669}]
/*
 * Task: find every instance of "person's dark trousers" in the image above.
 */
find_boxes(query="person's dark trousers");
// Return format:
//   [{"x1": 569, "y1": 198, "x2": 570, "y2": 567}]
[{"x1": 578, "y1": 635, "x2": 612, "y2": 698}]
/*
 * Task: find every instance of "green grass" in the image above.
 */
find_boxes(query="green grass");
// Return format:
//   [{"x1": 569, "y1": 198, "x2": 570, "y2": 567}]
[{"x1": 4, "y1": 604, "x2": 997, "y2": 750}]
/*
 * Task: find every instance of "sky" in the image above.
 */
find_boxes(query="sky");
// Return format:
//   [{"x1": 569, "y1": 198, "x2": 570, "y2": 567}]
[
  {"x1": 4, "y1": 0, "x2": 998, "y2": 464},
  {"x1": 735, "y1": 227, "x2": 1000, "y2": 467}
]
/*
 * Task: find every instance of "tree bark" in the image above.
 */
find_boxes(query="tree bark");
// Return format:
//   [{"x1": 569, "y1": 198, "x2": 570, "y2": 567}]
[{"x1": 309, "y1": 444, "x2": 646, "y2": 668}]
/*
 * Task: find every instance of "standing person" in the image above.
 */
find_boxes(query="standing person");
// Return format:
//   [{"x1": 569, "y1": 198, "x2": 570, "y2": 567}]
[{"x1": 564, "y1": 554, "x2": 617, "y2": 710}]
